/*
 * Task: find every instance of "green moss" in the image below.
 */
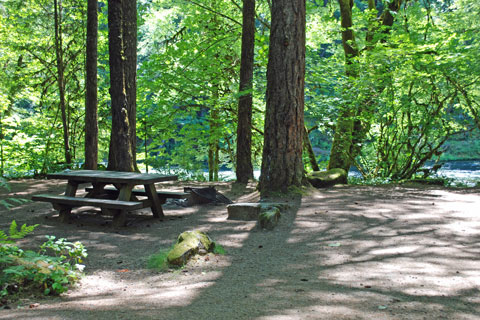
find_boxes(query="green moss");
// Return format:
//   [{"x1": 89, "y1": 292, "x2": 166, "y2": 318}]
[
  {"x1": 147, "y1": 249, "x2": 170, "y2": 271},
  {"x1": 213, "y1": 244, "x2": 226, "y2": 255}
]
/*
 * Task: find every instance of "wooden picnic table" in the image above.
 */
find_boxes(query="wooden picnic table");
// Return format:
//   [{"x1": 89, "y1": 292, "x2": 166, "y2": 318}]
[{"x1": 32, "y1": 170, "x2": 183, "y2": 227}]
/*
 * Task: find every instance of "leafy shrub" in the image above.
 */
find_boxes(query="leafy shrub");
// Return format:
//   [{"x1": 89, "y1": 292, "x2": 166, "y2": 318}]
[{"x1": 0, "y1": 222, "x2": 87, "y2": 297}]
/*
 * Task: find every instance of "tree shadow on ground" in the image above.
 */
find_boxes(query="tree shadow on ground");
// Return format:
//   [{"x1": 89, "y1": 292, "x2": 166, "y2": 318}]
[{"x1": 1, "y1": 182, "x2": 479, "y2": 319}]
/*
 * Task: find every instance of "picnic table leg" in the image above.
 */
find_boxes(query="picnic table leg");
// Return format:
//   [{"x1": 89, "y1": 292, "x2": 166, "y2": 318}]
[
  {"x1": 56, "y1": 181, "x2": 78, "y2": 222},
  {"x1": 144, "y1": 183, "x2": 164, "y2": 219},
  {"x1": 111, "y1": 184, "x2": 133, "y2": 226},
  {"x1": 53, "y1": 204, "x2": 72, "y2": 223},
  {"x1": 65, "y1": 181, "x2": 78, "y2": 196}
]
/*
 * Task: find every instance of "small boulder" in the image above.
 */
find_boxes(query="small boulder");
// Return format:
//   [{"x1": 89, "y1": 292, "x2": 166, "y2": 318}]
[
  {"x1": 307, "y1": 168, "x2": 347, "y2": 188},
  {"x1": 167, "y1": 230, "x2": 215, "y2": 267},
  {"x1": 227, "y1": 203, "x2": 262, "y2": 220}
]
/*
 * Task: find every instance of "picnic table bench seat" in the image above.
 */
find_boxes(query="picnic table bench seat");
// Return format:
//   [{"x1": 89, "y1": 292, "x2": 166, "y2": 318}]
[
  {"x1": 84, "y1": 186, "x2": 188, "y2": 201},
  {"x1": 32, "y1": 194, "x2": 148, "y2": 227},
  {"x1": 32, "y1": 194, "x2": 145, "y2": 210}
]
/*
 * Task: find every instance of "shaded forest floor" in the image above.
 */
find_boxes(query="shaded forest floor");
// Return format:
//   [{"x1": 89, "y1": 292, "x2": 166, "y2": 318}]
[{"x1": 0, "y1": 179, "x2": 479, "y2": 319}]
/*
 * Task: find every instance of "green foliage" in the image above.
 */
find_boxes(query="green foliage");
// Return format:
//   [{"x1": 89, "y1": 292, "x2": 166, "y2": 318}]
[
  {"x1": 0, "y1": 220, "x2": 38, "y2": 244},
  {"x1": 0, "y1": 178, "x2": 30, "y2": 209},
  {"x1": 147, "y1": 248, "x2": 171, "y2": 271},
  {"x1": 213, "y1": 244, "x2": 225, "y2": 255},
  {"x1": 0, "y1": 0, "x2": 479, "y2": 182},
  {"x1": 0, "y1": 235, "x2": 87, "y2": 297}
]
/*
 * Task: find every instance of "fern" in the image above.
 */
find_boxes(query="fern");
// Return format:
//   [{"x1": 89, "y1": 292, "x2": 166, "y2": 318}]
[
  {"x1": 0, "y1": 230, "x2": 8, "y2": 242},
  {"x1": 0, "y1": 220, "x2": 38, "y2": 243},
  {"x1": 0, "y1": 179, "x2": 29, "y2": 209}
]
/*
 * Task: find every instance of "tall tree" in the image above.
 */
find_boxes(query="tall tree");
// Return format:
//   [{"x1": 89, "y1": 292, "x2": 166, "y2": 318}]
[
  {"x1": 85, "y1": 0, "x2": 98, "y2": 170},
  {"x1": 328, "y1": 0, "x2": 404, "y2": 172},
  {"x1": 236, "y1": 0, "x2": 256, "y2": 184},
  {"x1": 54, "y1": 0, "x2": 72, "y2": 166},
  {"x1": 123, "y1": 0, "x2": 137, "y2": 169},
  {"x1": 327, "y1": 0, "x2": 359, "y2": 172},
  {"x1": 259, "y1": 0, "x2": 306, "y2": 194},
  {"x1": 107, "y1": 0, "x2": 135, "y2": 171}
]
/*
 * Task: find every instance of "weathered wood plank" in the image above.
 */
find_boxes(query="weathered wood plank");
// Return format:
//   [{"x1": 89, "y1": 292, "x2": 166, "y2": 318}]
[
  {"x1": 47, "y1": 170, "x2": 178, "y2": 185},
  {"x1": 32, "y1": 194, "x2": 143, "y2": 210},
  {"x1": 84, "y1": 186, "x2": 188, "y2": 199}
]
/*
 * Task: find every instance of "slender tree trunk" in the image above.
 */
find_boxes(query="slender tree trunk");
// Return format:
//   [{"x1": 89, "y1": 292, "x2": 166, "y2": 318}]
[
  {"x1": 107, "y1": 0, "x2": 134, "y2": 172},
  {"x1": 0, "y1": 113, "x2": 3, "y2": 177},
  {"x1": 303, "y1": 126, "x2": 320, "y2": 171},
  {"x1": 236, "y1": 0, "x2": 255, "y2": 183},
  {"x1": 328, "y1": 0, "x2": 404, "y2": 172},
  {"x1": 123, "y1": 0, "x2": 137, "y2": 170},
  {"x1": 208, "y1": 107, "x2": 220, "y2": 181},
  {"x1": 327, "y1": 0, "x2": 358, "y2": 172},
  {"x1": 259, "y1": 0, "x2": 306, "y2": 194},
  {"x1": 85, "y1": 0, "x2": 98, "y2": 170},
  {"x1": 54, "y1": 0, "x2": 72, "y2": 166}
]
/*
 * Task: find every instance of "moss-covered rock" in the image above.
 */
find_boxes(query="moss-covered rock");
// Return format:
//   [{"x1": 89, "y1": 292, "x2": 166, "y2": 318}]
[
  {"x1": 167, "y1": 230, "x2": 215, "y2": 267},
  {"x1": 307, "y1": 168, "x2": 348, "y2": 188},
  {"x1": 258, "y1": 207, "x2": 281, "y2": 230}
]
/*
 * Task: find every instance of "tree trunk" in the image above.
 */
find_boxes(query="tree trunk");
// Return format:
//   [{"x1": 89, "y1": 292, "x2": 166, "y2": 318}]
[
  {"x1": 303, "y1": 126, "x2": 320, "y2": 172},
  {"x1": 328, "y1": 0, "x2": 404, "y2": 172},
  {"x1": 208, "y1": 107, "x2": 219, "y2": 181},
  {"x1": 235, "y1": 0, "x2": 255, "y2": 184},
  {"x1": 85, "y1": 0, "x2": 98, "y2": 170},
  {"x1": 259, "y1": 0, "x2": 306, "y2": 194},
  {"x1": 107, "y1": 0, "x2": 134, "y2": 172},
  {"x1": 123, "y1": 0, "x2": 137, "y2": 170},
  {"x1": 0, "y1": 112, "x2": 3, "y2": 177},
  {"x1": 54, "y1": 0, "x2": 72, "y2": 166}
]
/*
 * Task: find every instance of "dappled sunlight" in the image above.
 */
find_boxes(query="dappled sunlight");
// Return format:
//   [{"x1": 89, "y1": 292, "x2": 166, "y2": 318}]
[{"x1": 3, "y1": 182, "x2": 480, "y2": 319}]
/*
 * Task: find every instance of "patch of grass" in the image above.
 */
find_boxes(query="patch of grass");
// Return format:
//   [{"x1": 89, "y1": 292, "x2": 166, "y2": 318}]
[
  {"x1": 147, "y1": 249, "x2": 171, "y2": 271},
  {"x1": 213, "y1": 244, "x2": 226, "y2": 255}
]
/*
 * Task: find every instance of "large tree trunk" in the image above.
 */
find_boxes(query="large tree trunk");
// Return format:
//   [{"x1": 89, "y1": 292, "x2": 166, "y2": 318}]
[
  {"x1": 85, "y1": 0, "x2": 98, "y2": 170},
  {"x1": 54, "y1": 0, "x2": 72, "y2": 166},
  {"x1": 259, "y1": 0, "x2": 306, "y2": 194},
  {"x1": 107, "y1": 0, "x2": 134, "y2": 172},
  {"x1": 123, "y1": 0, "x2": 137, "y2": 170},
  {"x1": 235, "y1": 0, "x2": 255, "y2": 184}
]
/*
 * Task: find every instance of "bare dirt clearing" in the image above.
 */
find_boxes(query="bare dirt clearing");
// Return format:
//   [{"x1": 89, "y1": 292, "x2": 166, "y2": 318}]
[{"x1": 0, "y1": 179, "x2": 479, "y2": 319}]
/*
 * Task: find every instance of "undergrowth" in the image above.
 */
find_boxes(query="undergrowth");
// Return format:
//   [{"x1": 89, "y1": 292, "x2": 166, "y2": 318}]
[{"x1": 0, "y1": 221, "x2": 87, "y2": 299}]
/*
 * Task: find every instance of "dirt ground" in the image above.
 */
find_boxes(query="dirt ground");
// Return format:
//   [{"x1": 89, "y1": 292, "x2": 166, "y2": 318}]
[{"x1": 0, "y1": 179, "x2": 479, "y2": 320}]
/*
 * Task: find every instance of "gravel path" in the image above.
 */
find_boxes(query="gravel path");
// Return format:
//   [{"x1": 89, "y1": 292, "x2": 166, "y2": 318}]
[{"x1": 0, "y1": 179, "x2": 479, "y2": 319}]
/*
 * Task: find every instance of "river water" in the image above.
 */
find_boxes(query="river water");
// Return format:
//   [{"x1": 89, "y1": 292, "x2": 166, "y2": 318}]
[{"x1": 213, "y1": 160, "x2": 480, "y2": 186}]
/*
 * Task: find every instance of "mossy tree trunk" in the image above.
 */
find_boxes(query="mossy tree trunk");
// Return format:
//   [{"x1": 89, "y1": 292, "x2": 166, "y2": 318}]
[{"x1": 328, "y1": 0, "x2": 404, "y2": 172}]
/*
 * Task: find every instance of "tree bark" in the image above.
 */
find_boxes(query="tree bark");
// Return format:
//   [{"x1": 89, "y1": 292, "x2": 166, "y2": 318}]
[
  {"x1": 85, "y1": 0, "x2": 98, "y2": 170},
  {"x1": 327, "y1": 0, "x2": 358, "y2": 172},
  {"x1": 123, "y1": 0, "x2": 137, "y2": 169},
  {"x1": 54, "y1": 0, "x2": 72, "y2": 166},
  {"x1": 259, "y1": 0, "x2": 306, "y2": 194},
  {"x1": 107, "y1": 0, "x2": 134, "y2": 172},
  {"x1": 328, "y1": 0, "x2": 404, "y2": 172},
  {"x1": 235, "y1": 0, "x2": 255, "y2": 184},
  {"x1": 303, "y1": 126, "x2": 320, "y2": 171}
]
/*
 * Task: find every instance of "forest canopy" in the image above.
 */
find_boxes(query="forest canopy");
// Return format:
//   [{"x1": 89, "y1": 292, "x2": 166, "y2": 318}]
[{"x1": 0, "y1": 0, "x2": 478, "y2": 183}]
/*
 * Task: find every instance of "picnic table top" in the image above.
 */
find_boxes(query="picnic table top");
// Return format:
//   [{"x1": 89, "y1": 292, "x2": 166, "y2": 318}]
[{"x1": 47, "y1": 170, "x2": 178, "y2": 185}]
